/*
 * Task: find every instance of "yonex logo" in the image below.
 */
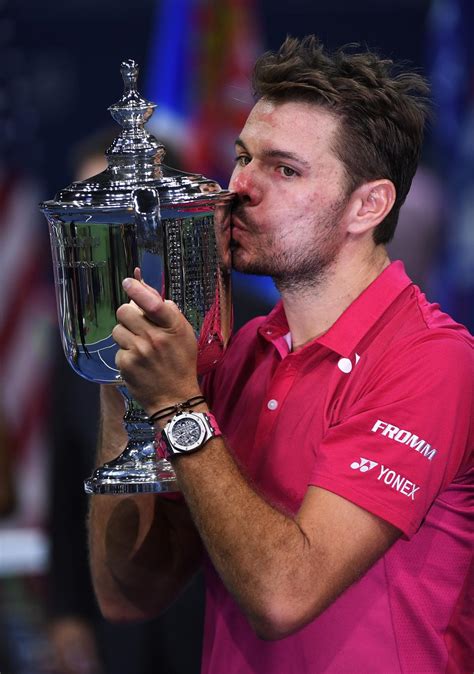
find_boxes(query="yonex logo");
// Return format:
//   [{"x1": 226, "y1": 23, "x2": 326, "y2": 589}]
[
  {"x1": 377, "y1": 465, "x2": 420, "y2": 500},
  {"x1": 350, "y1": 457, "x2": 420, "y2": 500},
  {"x1": 350, "y1": 457, "x2": 378, "y2": 472}
]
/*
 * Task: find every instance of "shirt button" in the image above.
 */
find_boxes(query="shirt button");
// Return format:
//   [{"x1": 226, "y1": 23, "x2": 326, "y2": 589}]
[{"x1": 267, "y1": 399, "x2": 278, "y2": 411}]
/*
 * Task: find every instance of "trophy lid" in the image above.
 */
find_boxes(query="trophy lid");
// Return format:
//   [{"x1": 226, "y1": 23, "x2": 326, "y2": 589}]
[{"x1": 41, "y1": 60, "x2": 232, "y2": 212}]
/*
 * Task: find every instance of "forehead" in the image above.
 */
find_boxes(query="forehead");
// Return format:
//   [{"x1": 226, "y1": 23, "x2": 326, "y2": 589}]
[{"x1": 240, "y1": 99, "x2": 341, "y2": 159}]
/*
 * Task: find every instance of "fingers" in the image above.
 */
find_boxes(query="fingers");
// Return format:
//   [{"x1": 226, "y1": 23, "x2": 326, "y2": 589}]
[
  {"x1": 111, "y1": 323, "x2": 136, "y2": 350},
  {"x1": 115, "y1": 300, "x2": 148, "y2": 336},
  {"x1": 122, "y1": 277, "x2": 180, "y2": 330},
  {"x1": 112, "y1": 269, "x2": 199, "y2": 410}
]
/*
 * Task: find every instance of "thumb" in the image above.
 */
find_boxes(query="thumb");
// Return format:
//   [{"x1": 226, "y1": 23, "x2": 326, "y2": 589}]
[
  {"x1": 133, "y1": 266, "x2": 162, "y2": 297},
  {"x1": 122, "y1": 277, "x2": 179, "y2": 328}
]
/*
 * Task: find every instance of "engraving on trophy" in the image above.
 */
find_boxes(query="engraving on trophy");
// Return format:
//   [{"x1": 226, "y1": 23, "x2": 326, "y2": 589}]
[
  {"x1": 51, "y1": 235, "x2": 101, "y2": 248},
  {"x1": 54, "y1": 261, "x2": 107, "y2": 270}
]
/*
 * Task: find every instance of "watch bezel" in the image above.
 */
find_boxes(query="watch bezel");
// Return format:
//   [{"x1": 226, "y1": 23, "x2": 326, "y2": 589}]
[{"x1": 165, "y1": 412, "x2": 209, "y2": 453}]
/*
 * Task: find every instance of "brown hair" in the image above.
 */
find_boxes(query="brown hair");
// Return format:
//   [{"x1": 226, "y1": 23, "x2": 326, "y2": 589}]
[{"x1": 252, "y1": 36, "x2": 431, "y2": 244}]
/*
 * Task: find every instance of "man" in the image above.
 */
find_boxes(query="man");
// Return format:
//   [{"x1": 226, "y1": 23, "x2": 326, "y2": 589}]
[{"x1": 88, "y1": 37, "x2": 473, "y2": 673}]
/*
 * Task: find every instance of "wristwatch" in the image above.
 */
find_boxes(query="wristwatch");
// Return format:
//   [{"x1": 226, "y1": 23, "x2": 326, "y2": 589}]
[{"x1": 157, "y1": 411, "x2": 221, "y2": 458}]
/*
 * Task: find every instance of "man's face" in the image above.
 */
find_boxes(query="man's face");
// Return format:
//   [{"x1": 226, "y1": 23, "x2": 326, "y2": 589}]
[{"x1": 228, "y1": 99, "x2": 351, "y2": 291}]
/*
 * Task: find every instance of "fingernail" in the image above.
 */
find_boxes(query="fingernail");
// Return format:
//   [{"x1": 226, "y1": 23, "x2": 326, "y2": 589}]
[{"x1": 122, "y1": 278, "x2": 132, "y2": 289}]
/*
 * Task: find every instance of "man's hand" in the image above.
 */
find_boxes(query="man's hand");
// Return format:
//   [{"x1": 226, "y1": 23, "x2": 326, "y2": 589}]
[{"x1": 113, "y1": 269, "x2": 202, "y2": 415}]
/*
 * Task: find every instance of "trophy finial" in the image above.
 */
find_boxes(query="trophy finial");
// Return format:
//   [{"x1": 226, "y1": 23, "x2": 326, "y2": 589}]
[
  {"x1": 106, "y1": 60, "x2": 164, "y2": 164},
  {"x1": 120, "y1": 59, "x2": 139, "y2": 94}
]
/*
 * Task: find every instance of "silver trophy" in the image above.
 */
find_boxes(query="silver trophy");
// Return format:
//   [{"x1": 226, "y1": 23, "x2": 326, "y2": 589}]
[{"x1": 40, "y1": 60, "x2": 233, "y2": 495}]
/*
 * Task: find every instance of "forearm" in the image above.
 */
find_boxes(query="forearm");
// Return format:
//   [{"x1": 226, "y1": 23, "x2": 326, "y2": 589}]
[
  {"x1": 172, "y1": 414, "x2": 399, "y2": 639},
  {"x1": 171, "y1": 428, "x2": 316, "y2": 638},
  {"x1": 88, "y1": 386, "x2": 202, "y2": 622}
]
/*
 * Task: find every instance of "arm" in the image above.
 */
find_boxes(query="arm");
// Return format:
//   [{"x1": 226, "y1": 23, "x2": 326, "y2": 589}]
[
  {"x1": 171, "y1": 433, "x2": 399, "y2": 639},
  {"x1": 112, "y1": 277, "x2": 400, "y2": 638},
  {"x1": 88, "y1": 385, "x2": 203, "y2": 622}
]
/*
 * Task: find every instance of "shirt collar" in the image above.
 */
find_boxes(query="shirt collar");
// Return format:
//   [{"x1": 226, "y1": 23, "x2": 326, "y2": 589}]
[{"x1": 258, "y1": 261, "x2": 413, "y2": 357}]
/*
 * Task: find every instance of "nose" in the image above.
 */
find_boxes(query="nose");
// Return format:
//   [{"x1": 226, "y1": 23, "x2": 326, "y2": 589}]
[{"x1": 229, "y1": 163, "x2": 263, "y2": 205}]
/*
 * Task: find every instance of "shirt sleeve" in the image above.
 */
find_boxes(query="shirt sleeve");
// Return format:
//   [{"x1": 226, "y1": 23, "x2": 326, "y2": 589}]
[{"x1": 309, "y1": 333, "x2": 473, "y2": 538}]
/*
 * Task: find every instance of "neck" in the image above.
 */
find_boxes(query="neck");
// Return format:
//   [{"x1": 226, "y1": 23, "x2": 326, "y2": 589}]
[{"x1": 280, "y1": 244, "x2": 390, "y2": 351}]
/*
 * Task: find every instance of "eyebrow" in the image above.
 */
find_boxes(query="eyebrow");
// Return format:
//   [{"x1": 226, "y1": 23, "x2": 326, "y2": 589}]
[{"x1": 235, "y1": 138, "x2": 311, "y2": 171}]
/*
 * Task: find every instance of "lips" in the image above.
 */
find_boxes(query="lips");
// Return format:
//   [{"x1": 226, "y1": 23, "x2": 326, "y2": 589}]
[
  {"x1": 230, "y1": 216, "x2": 246, "y2": 251},
  {"x1": 230, "y1": 212, "x2": 250, "y2": 233}
]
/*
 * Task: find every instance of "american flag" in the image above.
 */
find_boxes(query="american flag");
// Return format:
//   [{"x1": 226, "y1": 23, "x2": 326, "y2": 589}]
[
  {"x1": 0, "y1": 175, "x2": 54, "y2": 530},
  {"x1": 0, "y1": 2, "x2": 54, "y2": 544},
  {"x1": 0, "y1": 4, "x2": 55, "y2": 667}
]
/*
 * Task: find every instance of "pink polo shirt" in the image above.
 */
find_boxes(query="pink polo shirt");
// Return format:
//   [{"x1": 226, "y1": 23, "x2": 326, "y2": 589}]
[{"x1": 201, "y1": 262, "x2": 473, "y2": 674}]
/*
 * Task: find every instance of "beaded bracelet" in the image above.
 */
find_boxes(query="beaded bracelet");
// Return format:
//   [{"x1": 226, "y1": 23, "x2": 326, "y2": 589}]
[{"x1": 149, "y1": 395, "x2": 206, "y2": 423}]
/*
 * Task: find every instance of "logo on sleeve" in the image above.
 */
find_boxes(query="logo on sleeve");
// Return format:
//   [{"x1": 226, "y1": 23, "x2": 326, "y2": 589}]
[
  {"x1": 371, "y1": 419, "x2": 437, "y2": 461},
  {"x1": 350, "y1": 457, "x2": 378, "y2": 472},
  {"x1": 377, "y1": 465, "x2": 420, "y2": 500},
  {"x1": 350, "y1": 458, "x2": 420, "y2": 500}
]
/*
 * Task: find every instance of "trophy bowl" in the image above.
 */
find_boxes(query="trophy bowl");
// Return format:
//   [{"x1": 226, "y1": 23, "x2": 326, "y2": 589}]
[{"x1": 40, "y1": 60, "x2": 233, "y2": 495}]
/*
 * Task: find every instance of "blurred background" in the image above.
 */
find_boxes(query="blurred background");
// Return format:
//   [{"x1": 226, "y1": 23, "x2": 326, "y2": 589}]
[{"x1": 0, "y1": 0, "x2": 472, "y2": 672}]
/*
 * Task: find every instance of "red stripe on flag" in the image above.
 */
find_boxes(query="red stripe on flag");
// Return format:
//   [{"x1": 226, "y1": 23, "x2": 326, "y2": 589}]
[
  {"x1": 0, "y1": 252, "x2": 42, "y2": 357},
  {"x1": 10, "y1": 377, "x2": 51, "y2": 462}
]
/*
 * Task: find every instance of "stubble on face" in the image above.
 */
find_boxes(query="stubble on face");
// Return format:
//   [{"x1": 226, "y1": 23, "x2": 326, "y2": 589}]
[{"x1": 231, "y1": 193, "x2": 349, "y2": 294}]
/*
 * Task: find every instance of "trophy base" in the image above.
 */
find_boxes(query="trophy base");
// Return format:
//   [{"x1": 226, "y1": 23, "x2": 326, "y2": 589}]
[{"x1": 84, "y1": 442, "x2": 179, "y2": 495}]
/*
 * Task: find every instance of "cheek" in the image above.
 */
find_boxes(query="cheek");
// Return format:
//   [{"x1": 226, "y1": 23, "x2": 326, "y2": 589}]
[{"x1": 289, "y1": 190, "x2": 343, "y2": 230}]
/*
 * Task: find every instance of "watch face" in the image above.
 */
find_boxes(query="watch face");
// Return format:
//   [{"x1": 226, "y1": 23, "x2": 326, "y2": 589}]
[{"x1": 170, "y1": 416, "x2": 204, "y2": 450}]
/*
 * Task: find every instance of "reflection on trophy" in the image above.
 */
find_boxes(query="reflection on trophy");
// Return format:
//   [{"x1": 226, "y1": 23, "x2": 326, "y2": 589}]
[{"x1": 40, "y1": 60, "x2": 233, "y2": 494}]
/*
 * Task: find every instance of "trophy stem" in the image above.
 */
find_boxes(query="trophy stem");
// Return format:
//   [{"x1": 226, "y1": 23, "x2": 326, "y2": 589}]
[{"x1": 84, "y1": 386, "x2": 179, "y2": 495}]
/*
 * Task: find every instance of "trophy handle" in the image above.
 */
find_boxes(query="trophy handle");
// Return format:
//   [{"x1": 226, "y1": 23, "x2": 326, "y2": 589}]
[
  {"x1": 84, "y1": 386, "x2": 178, "y2": 495},
  {"x1": 133, "y1": 187, "x2": 161, "y2": 250}
]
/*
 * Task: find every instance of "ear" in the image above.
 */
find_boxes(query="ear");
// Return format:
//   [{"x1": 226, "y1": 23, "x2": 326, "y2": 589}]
[{"x1": 346, "y1": 180, "x2": 396, "y2": 235}]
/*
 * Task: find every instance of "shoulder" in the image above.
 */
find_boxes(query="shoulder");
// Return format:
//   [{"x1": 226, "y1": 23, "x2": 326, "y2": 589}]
[
  {"x1": 396, "y1": 292, "x2": 472, "y2": 375},
  {"x1": 359, "y1": 318, "x2": 473, "y2": 413},
  {"x1": 413, "y1": 287, "x2": 472, "y2": 342},
  {"x1": 364, "y1": 283, "x2": 473, "y2": 381}
]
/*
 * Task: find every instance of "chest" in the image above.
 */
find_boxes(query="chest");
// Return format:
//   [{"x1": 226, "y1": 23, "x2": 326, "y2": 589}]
[{"x1": 211, "y1": 345, "x2": 361, "y2": 513}]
